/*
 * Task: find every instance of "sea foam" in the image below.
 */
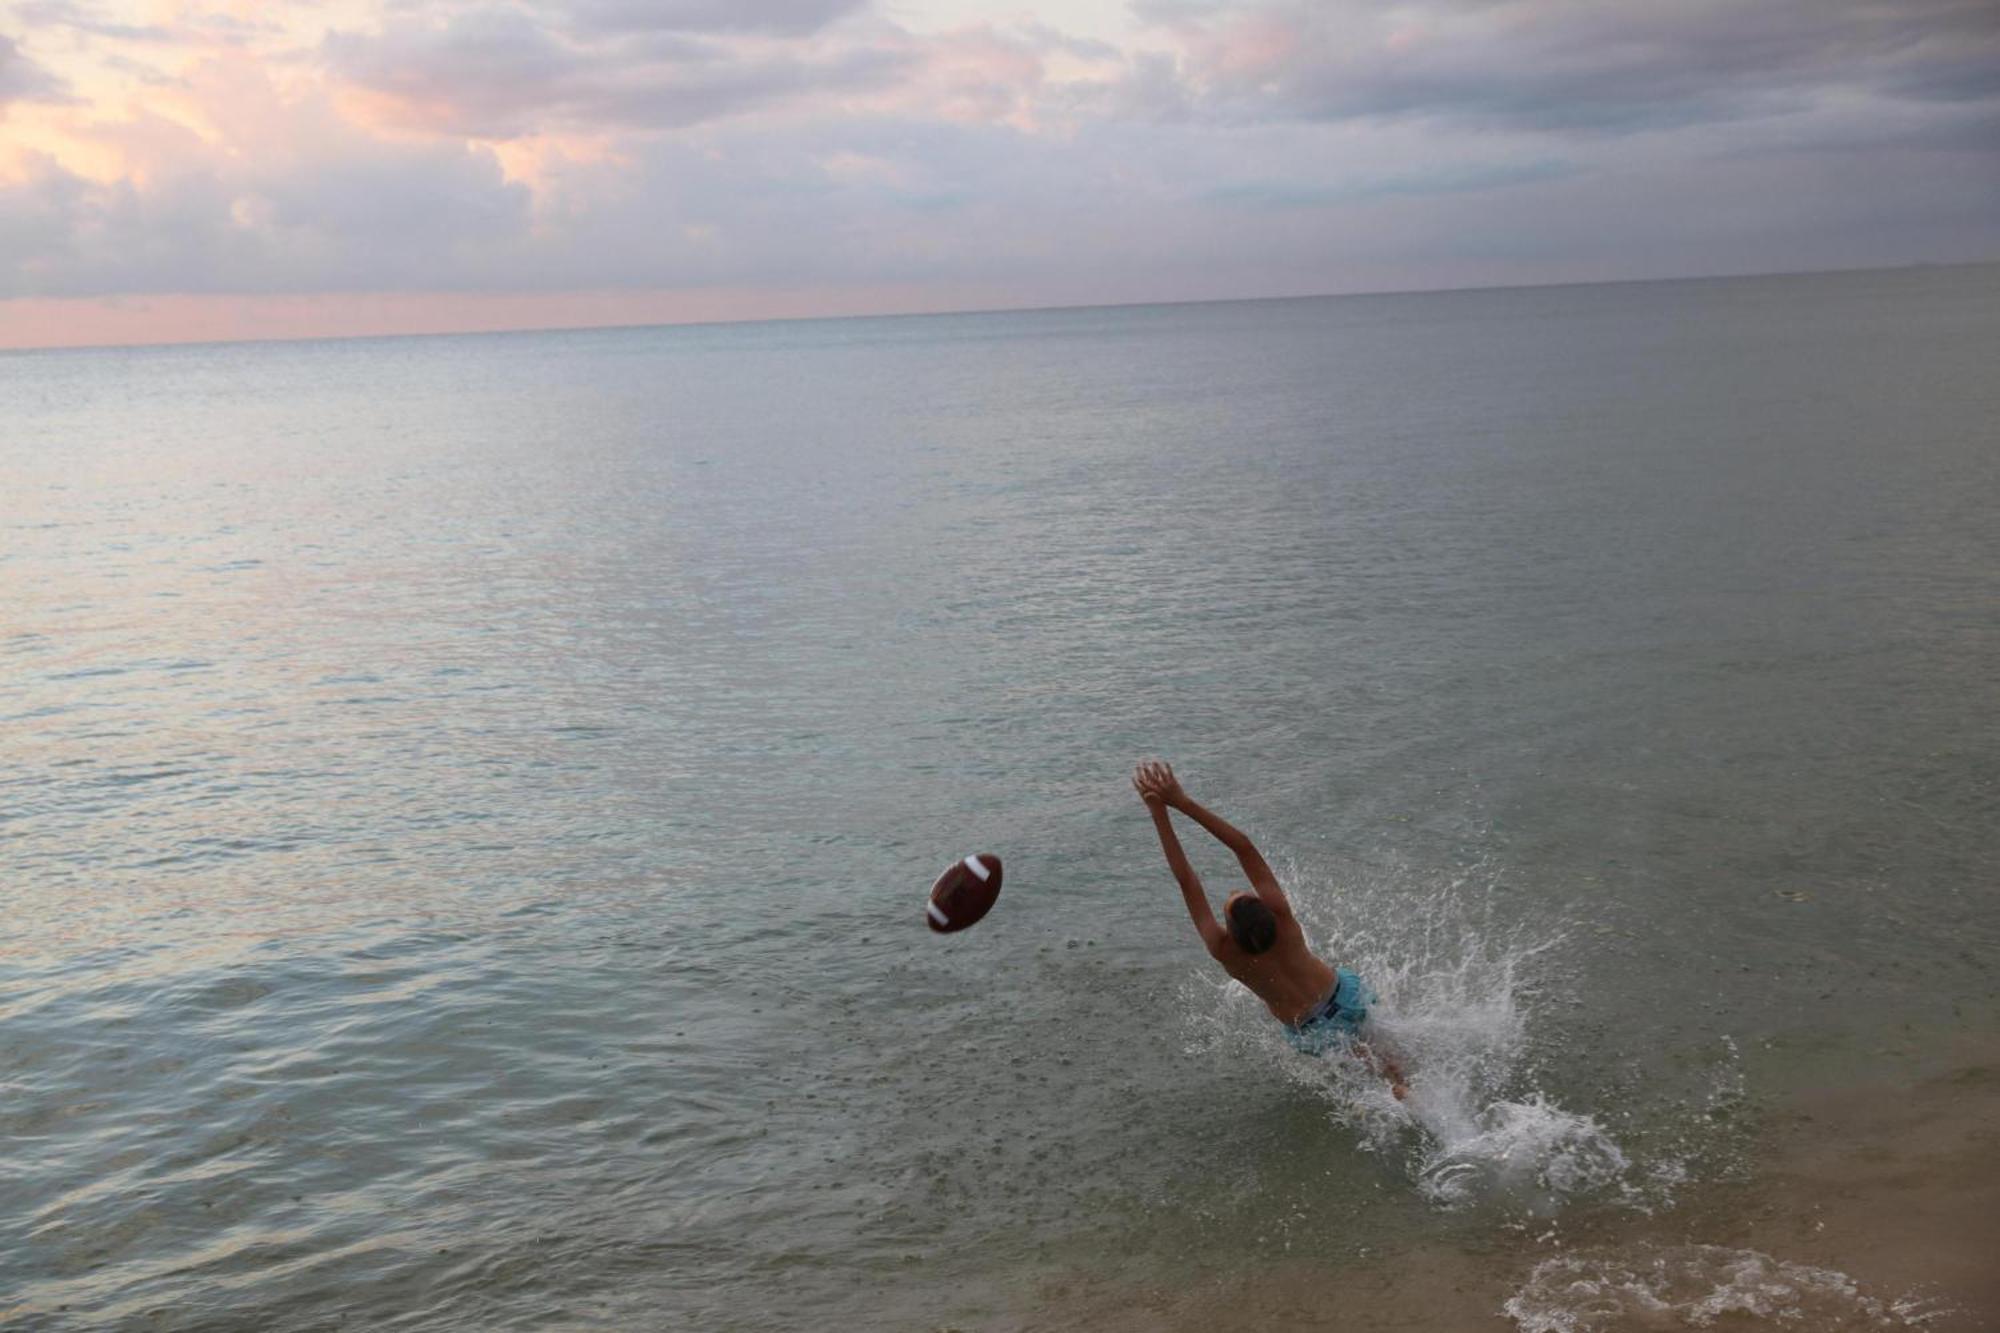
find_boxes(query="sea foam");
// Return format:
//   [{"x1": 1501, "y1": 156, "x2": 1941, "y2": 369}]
[
  {"x1": 1183, "y1": 860, "x2": 1663, "y2": 1212},
  {"x1": 1503, "y1": 1244, "x2": 1949, "y2": 1331}
]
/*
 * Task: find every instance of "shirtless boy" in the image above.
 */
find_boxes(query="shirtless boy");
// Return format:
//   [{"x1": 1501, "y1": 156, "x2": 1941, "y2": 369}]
[{"x1": 1133, "y1": 760, "x2": 1406, "y2": 1098}]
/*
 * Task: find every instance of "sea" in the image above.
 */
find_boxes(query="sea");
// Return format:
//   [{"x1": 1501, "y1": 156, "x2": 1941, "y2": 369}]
[{"x1": 4, "y1": 264, "x2": 1998, "y2": 1331}]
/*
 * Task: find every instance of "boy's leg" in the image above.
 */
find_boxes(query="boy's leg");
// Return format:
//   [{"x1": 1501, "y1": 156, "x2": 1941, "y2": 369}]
[{"x1": 1353, "y1": 1039, "x2": 1409, "y2": 1101}]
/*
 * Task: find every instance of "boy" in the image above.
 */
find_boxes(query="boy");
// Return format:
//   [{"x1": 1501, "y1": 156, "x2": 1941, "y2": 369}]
[{"x1": 1134, "y1": 760, "x2": 1407, "y2": 1098}]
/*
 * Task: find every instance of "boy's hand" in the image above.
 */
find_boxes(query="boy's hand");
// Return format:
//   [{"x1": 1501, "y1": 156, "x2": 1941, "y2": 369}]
[
  {"x1": 1133, "y1": 763, "x2": 1165, "y2": 806},
  {"x1": 1132, "y1": 760, "x2": 1185, "y2": 807}
]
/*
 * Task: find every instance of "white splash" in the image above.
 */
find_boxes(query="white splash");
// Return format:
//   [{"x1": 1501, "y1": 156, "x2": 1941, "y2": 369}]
[
  {"x1": 1183, "y1": 861, "x2": 1650, "y2": 1212},
  {"x1": 1503, "y1": 1244, "x2": 1951, "y2": 1331}
]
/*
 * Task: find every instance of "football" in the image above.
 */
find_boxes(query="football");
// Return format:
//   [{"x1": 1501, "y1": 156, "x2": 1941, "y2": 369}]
[{"x1": 925, "y1": 853, "x2": 1004, "y2": 933}]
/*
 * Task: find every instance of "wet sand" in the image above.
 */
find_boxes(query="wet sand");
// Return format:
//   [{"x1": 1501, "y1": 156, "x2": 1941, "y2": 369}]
[
  {"x1": 1695, "y1": 1058, "x2": 2000, "y2": 1328},
  {"x1": 991, "y1": 1050, "x2": 2000, "y2": 1331}
]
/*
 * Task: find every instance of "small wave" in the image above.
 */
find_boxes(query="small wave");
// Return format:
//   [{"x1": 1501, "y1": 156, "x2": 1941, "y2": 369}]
[{"x1": 1503, "y1": 1244, "x2": 1951, "y2": 1331}]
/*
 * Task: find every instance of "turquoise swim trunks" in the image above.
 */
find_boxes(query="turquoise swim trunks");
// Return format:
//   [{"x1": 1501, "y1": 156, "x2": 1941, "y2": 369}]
[{"x1": 1287, "y1": 966, "x2": 1374, "y2": 1055}]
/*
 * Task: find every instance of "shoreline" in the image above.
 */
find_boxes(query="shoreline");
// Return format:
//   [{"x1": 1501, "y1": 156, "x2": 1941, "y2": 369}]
[{"x1": 985, "y1": 1048, "x2": 2000, "y2": 1331}]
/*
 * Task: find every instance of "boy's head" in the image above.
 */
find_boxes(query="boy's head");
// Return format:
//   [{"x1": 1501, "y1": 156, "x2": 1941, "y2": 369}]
[{"x1": 1224, "y1": 892, "x2": 1277, "y2": 954}]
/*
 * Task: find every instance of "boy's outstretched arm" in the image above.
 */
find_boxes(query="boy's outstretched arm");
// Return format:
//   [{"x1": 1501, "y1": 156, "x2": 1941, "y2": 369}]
[
  {"x1": 1135, "y1": 769, "x2": 1224, "y2": 955},
  {"x1": 1140, "y1": 761, "x2": 1291, "y2": 920}
]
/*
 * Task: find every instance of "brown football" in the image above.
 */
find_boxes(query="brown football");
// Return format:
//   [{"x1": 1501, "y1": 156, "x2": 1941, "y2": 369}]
[{"x1": 925, "y1": 853, "x2": 1004, "y2": 933}]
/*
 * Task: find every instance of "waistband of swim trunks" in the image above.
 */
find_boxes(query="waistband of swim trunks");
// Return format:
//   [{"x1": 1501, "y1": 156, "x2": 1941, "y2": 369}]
[{"x1": 1290, "y1": 979, "x2": 1345, "y2": 1030}]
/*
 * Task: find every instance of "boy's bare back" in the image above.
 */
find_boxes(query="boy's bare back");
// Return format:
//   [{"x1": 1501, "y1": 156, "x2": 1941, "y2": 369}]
[{"x1": 1134, "y1": 760, "x2": 1407, "y2": 1098}]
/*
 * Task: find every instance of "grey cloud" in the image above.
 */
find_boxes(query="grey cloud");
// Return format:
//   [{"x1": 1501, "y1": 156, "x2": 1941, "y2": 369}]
[
  {"x1": 1097, "y1": 50, "x2": 1193, "y2": 121},
  {"x1": 1007, "y1": 21, "x2": 1122, "y2": 63},
  {"x1": 1205, "y1": 159, "x2": 1581, "y2": 209},
  {"x1": 563, "y1": 0, "x2": 870, "y2": 37},
  {"x1": 95, "y1": 52, "x2": 195, "y2": 87},
  {"x1": 1, "y1": 161, "x2": 239, "y2": 298},
  {"x1": 1886, "y1": 60, "x2": 2000, "y2": 105},
  {"x1": 510, "y1": 121, "x2": 1119, "y2": 289},
  {"x1": 0, "y1": 136, "x2": 530, "y2": 298},
  {"x1": 0, "y1": 159, "x2": 82, "y2": 265},
  {"x1": 255, "y1": 145, "x2": 530, "y2": 269},
  {"x1": 1138, "y1": 0, "x2": 2000, "y2": 136},
  {"x1": 7, "y1": 101, "x2": 1997, "y2": 304},
  {"x1": 323, "y1": 8, "x2": 575, "y2": 136},
  {"x1": 12, "y1": 1, "x2": 276, "y2": 46},
  {"x1": 1, "y1": 34, "x2": 69, "y2": 107},
  {"x1": 15, "y1": 1, "x2": 176, "y2": 43},
  {"x1": 322, "y1": 5, "x2": 912, "y2": 136},
  {"x1": 1718, "y1": 99, "x2": 2000, "y2": 158},
  {"x1": 511, "y1": 113, "x2": 2000, "y2": 295},
  {"x1": 177, "y1": 12, "x2": 281, "y2": 46},
  {"x1": 9, "y1": 0, "x2": 1997, "y2": 308},
  {"x1": 582, "y1": 45, "x2": 906, "y2": 129}
]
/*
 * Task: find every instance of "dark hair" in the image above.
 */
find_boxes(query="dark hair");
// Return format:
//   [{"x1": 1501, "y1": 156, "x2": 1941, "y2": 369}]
[{"x1": 1226, "y1": 896, "x2": 1278, "y2": 954}]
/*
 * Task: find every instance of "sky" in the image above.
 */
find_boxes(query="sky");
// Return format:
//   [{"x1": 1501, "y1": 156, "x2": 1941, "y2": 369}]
[{"x1": 2, "y1": 0, "x2": 1997, "y2": 348}]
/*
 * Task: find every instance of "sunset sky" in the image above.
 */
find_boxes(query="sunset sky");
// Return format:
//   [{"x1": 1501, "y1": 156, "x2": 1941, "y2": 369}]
[{"x1": 3, "y1": 0, "x2": 1997, "y2": 348}]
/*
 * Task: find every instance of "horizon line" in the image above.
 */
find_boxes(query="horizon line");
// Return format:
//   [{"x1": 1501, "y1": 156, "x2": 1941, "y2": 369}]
[{"x1": 3, "y1": 258, "x2": 1991, "y2": 358}]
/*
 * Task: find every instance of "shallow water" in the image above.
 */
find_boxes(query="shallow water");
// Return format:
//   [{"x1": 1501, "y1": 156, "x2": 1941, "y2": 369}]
[{"x1": 4, "y1": 266, "x2": 1998, "y2": 1328}]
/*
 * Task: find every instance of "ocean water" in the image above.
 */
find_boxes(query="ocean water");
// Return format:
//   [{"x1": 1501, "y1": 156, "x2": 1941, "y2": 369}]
[{"x1": 3, "y1": 266, "x2": 1998, "y2": 1330}]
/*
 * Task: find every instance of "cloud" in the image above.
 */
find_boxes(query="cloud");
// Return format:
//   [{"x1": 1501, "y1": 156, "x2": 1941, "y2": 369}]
[
  {"x1": 1, "y1": 35, "x2": 70, "y2": 109},
  {"x1": 12, "y1": 0, "x2": 277, "y2": 49},
  {"x1": 1204, "y1": 159, "x2": 1581, "y2": 209},
  {"x1": 0, "y1": 146, "x2": 531, "y2": 299},
  {"x1": 14, "y1": 0, "x2": 177, "y2": 44},
  {"x1": 0, "y1": 59, "x2": 531, "y2": 298},
  {"x1": 562, "y1": 0, "x2": 871, "y2": 37},
  {"x1": 1131, "y1": 0, "x2": 2000, "y2": 135},
  {"x1": 321, "y1": 5, "x2": 912, "y2": 137},
  {"x1": 3, "y1": 0, "x2": 1997, "y2": 327}
]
